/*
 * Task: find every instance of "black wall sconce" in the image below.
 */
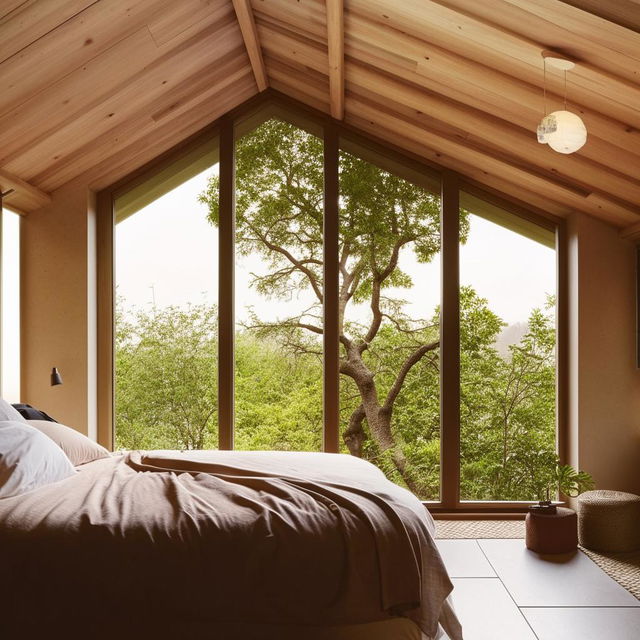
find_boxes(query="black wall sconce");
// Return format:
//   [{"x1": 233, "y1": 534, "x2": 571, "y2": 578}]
[{"x1": 50, "y1": 367, "x2": 63, "y2": 387}]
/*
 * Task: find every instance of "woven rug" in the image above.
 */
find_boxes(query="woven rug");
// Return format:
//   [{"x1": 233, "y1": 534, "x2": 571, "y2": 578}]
[
  {"x1": 435, "y1": 520, "x2": 640, "y2": 600},
  {"x1": 435, "y1": 519, "x2": 525, "y2": 539}
]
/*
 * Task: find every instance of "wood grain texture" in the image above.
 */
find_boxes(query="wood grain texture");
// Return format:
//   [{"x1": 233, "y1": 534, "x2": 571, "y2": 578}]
[
  {"x1": 326, "y1": 0, "x2": 344, "y2": 119},
  {"x1": 557, "y1": 0, "x2": 640, "y2": 33},
  {"x1": 232, "y1": 0, "x2": 268, "y2": 90},
  {"x1": 0, "y1": 168, "x2": 50, "y2": 212},
  {"x1": 1, "y1": 0, "x2": 639, "y2": 226}
]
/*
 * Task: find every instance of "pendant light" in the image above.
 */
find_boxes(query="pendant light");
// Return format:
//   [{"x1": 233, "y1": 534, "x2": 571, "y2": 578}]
[{"x1": 537, "y1": 51, "x2": 587, "y2": 154}]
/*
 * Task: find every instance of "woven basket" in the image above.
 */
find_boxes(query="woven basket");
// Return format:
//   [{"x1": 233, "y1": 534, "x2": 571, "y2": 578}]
[{"x1": 578, "y1": 490, "x2": 640, "y2": 552}]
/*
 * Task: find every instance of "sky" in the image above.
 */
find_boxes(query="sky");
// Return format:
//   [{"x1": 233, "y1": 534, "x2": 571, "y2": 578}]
[
  {"x1": 115, "y1": 165, "x2": 557, "y2": 332},
  {"x1": 2, "y1": 210, "x2": 21, "y2": 402}
]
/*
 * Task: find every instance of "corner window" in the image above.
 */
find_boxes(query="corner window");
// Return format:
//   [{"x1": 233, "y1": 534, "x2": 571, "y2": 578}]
[{"x1": 1, "y1": 207, "x2": 20, "y2": 402}]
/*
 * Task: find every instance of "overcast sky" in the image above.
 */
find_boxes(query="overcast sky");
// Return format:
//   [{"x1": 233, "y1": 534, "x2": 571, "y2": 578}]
[
  {"x1": 2, "y1": 210, "x2": 21, "y2": 402},
  {"x1": 115, "y1": 166, "x2": 556, "y2": 331}
]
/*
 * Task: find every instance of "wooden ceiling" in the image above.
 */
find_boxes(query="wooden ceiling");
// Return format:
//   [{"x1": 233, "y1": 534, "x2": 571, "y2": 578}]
[{"x1": 1, "y1": 0, "x2": 640, "y2": 235}]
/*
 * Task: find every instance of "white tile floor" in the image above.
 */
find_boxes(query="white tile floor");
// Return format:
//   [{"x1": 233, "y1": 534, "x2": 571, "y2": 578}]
[{"x1": 437, "y1": 539, "x2": 640, "y2": 640}]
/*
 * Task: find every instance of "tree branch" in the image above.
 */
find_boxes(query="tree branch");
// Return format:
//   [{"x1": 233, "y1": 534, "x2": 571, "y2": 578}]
[
  {"x1": 361, "y1": 237, "x2": 408, "y2": 349},
  {"x1": 343, "y1": 404, "x2": 366, "y2": 457},
  {"x1": 383, "y1": 340, "x2": 439, "y2": 412},
  {"x1": 247, "y1": 221, "x2": 324, "y2": 303}
]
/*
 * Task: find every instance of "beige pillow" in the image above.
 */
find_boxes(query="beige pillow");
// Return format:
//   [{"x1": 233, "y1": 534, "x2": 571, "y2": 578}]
[{"x1": 26, "y1": 420, "x2": 110, "y2": 466}]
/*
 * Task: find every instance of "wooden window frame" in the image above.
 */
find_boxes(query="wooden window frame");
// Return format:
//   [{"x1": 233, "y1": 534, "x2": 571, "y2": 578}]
[{"x1": 97, "y1": 90, "x2": 567, "y2": 514}]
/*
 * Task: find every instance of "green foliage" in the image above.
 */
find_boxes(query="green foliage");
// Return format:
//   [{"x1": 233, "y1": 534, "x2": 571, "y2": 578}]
[
  {"x1": 115, "y1": 301, "x2": 218, "y2": 450},
  {"x1": 115, "y1": 301, "x2": 323, "y2": 453},
  {"x1": 234, "y1": 333, "x2": 323, "y2": 451},
  {"x1": 552, "y1": 464, "x2": 595, "y2": 499},
  {"x1": 459, "y1": 290, "x2": 558, "y2": 500}
]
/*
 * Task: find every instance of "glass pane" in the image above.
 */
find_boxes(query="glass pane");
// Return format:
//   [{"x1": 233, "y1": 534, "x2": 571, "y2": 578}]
[
  {"x1": 339, "y1": 146, "x2": 442, "y2": 500},
  {"x1": 115, "y1": 161, "x2": 219, "y2": 450},
  {"x1": 459, "y1": 195, "x2": 557, "y2": 501},
  {"x1": 232, "y1": 118, "x2": 323, "y2": 451},
  {"x1": 1, "y1": 209, "x2": 20, "y2": 402}
]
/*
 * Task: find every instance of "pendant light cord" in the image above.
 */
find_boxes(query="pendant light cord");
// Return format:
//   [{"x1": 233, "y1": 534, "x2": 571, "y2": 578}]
[{"x1": 564, "y1": 70, "x2": 567, "y2": 110}]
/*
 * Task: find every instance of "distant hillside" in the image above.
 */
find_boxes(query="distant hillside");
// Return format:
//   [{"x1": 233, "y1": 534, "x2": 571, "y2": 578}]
[{"x1": 495, "y1": 322, "x2": 528, "y2": 357}]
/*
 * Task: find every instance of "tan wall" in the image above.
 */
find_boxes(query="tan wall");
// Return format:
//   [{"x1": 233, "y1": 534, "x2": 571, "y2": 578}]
[
  {"x1": 20, "y1": 179, "x2": 96, "y2": 436},
  {"x1": 568, "y1": 212, "x2": 640, "y2": 494}
]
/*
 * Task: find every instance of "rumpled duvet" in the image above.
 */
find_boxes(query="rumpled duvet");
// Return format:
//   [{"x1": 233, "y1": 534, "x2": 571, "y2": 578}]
[{"x1": 0, "y1": 450, "x2": 461, "y2": 639}]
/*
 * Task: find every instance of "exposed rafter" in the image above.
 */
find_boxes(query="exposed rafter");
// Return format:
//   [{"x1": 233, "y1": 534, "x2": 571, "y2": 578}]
[
  {"x1": 557, "y1": 0, "x2": 640, "y2": 33},
  {"x1": 326, "y1": 0, "x2": 344, "y2": 119},
  {"x1": 0, "y1": 168, "x2": 51, "y2": 211},
  {"x1": 232, "y1": 0, "x2": 269, "y2": 91},
  {"x1": 619, "y1": 220, "x2": 640, "y2": 242}
]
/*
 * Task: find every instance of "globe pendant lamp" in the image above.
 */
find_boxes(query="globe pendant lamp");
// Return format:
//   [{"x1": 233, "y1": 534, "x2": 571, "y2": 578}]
[{"x1": 537, "y1": 51, "x2": 587, "y2": 154}]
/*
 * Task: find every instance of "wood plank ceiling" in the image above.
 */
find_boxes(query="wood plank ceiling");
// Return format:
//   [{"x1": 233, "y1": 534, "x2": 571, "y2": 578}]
[{"x1": 1, "y1": 0, "x2": 639, "y2": 234}]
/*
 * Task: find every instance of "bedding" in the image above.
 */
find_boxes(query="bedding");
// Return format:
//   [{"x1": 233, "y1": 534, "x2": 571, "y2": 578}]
[
  {"x1": 26, "y1": 419, "x2": 110, "y2": 465},
  {"x1": 0, "y1": 397, "x2": 26, "y2": 422},
  {"x1": 0, "y1": 420, "x2": 75, "y2": 498},
  {"x1": 0, "y1": 449, "x2": 461, "y2": 639},
  {"x1": 12, "y1": 402, "x2": 58, "y2": 422}
]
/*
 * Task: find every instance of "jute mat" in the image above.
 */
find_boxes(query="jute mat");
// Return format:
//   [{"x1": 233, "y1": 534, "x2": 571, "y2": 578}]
[
  {"x1": 434, "y1": 520, "x2": 640, "y2": 601},
  {"x1": 434, "y1": 519, "x2": 525, "y2": 539}
]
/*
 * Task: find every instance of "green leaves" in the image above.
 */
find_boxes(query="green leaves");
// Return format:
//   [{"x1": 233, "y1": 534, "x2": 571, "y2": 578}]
[
  {"x1": 555, "y1": 464, "x2": 595, "y2": 498},
  {"x1": 115, "y1": 301, "x2": 219, "y2": 450}
]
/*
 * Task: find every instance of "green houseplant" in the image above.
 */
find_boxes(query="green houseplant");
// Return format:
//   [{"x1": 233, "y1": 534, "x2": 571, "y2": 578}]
[{"x1": 532, "y1": 457, "x2": 594, "y2": 513}]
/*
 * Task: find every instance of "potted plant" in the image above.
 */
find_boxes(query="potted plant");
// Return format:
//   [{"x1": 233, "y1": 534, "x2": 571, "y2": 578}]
[{"x1": 531, "y1": 458, "x2": 594, "y2": 514}]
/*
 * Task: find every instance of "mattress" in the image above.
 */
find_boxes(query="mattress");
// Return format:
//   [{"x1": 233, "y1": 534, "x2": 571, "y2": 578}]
[{"x1": 0, "y1": 449, "x2": 461, "y2": 639}]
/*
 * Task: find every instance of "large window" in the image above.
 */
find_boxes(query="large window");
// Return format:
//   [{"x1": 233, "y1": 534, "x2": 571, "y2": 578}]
[
  {"x1": 338, "y1": 147, "x2": 442, "y2": 500},
  {"x1": 1, "y1": 208, "x2": 20, "y2": 402},
  {"x1": 105, "y1": 100, "x2": 562, "y2": 510},
  {"x1": 114, "y1": 161, "x2": 219, "y2": 451},
  {"x1": 459, "y1": 194, "x2": 557, "y2": 502},
  {"x1": 231, "y1": 119, "x2": 324, "y2": 451}
]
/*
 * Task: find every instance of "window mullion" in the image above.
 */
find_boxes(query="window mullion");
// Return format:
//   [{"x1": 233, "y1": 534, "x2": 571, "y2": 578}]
[
  {"x1": 218, "y1": 118, "x2": 235, "y2": 450},
  {"x1": 323, "y1": 123, "x2": 340, "y2": 453},
  {"x1": 440, "y1": 171, "x2": 460, "y2": 508}
]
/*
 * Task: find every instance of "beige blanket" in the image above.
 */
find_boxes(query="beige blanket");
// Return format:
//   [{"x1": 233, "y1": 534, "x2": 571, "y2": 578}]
[{"x1": 0, "y1": 450, "x2": 461, "y2": 639}]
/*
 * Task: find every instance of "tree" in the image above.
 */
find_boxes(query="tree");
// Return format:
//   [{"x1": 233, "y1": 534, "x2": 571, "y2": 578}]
[
  {"x1": 115, "y1": 299, "x2": 325, "y2": 453},
  {"x1": 115, "y1": 302, "x2": 218, "y2": 450},
  {"x1": 199, "y1": 118, "x2": 469, "y2": 492},
  {"x1": 459, "y1": 294, "x2": 557, "y2": 500},
  {"x1": 235, "y1": 333, "x2": 323, "y2": 452}
]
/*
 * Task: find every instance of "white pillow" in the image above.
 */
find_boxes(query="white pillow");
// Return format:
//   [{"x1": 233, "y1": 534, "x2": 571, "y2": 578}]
[
  {"x1": 0, "y1": 421, "x2": 76, "y2": 498},
  {"x1": 0, "y1": 398, "x2": 26, "y2": 423}
]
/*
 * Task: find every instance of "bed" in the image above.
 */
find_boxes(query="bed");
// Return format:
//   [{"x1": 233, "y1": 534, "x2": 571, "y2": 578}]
[{"x1": 0, "y1": 442, "x2": 461, "y2": 639}]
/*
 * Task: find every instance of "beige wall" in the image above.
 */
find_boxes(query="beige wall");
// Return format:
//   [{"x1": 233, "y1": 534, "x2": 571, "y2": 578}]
[
  {"x1": 568, "y1": 212, "x2": 640, "y2": 494},
  {"x1": 20, "y1": 179, "x2": 96, "y2": 436}
]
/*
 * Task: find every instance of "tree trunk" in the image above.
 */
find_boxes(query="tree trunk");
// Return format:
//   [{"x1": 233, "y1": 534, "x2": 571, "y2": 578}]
[
  {"x1": 341, "y1": 345, "x2": 420, "y2": 494},
  {"x1": 343, "y1": 404, "x2": 366, "y2": 457}
]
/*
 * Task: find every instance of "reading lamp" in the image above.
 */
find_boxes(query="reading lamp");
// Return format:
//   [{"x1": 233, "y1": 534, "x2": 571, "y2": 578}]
[{"x1": 50, "y1": 367, "x2": 63, "y2": 386}]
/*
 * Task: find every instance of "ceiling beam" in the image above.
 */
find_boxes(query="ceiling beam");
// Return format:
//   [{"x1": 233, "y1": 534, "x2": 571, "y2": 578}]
[
  {"x1": 258, "y1": 22, "x2": 640, "y2": 197},
  {"x1": 557, "y1": 0, "x2": 640, "y2": 34},
  {"x1": 326, "y1": 0, "x2": 344, "y2": 119},
  {"x1": 0, "y1": 168, "x2": 51, "y2": 209},
  {"x1": 619, "y1": 220, "x2": 640, "y2": 242},
  {"x1": 232, "y1": 0, "x2": 269, "y2": 91}
]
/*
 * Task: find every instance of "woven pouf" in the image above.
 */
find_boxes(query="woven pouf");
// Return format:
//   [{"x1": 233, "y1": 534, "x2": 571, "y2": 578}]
[
  {"x1": 526, "y1": 507, "x2": 578, "y2": 554},
  {"x1": 578, "y1": 490, "x2": 640, "y2": 552}
]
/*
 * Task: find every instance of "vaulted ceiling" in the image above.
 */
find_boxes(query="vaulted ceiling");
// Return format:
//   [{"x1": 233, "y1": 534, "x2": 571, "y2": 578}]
[{"x1": 1, "y1": 0, "x2": 639, "y2": 235}]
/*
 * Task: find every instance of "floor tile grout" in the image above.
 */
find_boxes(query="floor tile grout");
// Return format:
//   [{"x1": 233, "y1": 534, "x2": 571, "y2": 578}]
[
  {"x1": 475, "y1": 538, "x2": 542, "y2": 640},
  {"x1": 440, "y1": 535, "x2": 640, "y2": 638}
]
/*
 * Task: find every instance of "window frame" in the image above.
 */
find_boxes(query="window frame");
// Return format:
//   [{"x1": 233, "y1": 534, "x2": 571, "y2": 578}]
[{"x1": 97, "y1": 90, "x2": 567, "y2": 514}]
